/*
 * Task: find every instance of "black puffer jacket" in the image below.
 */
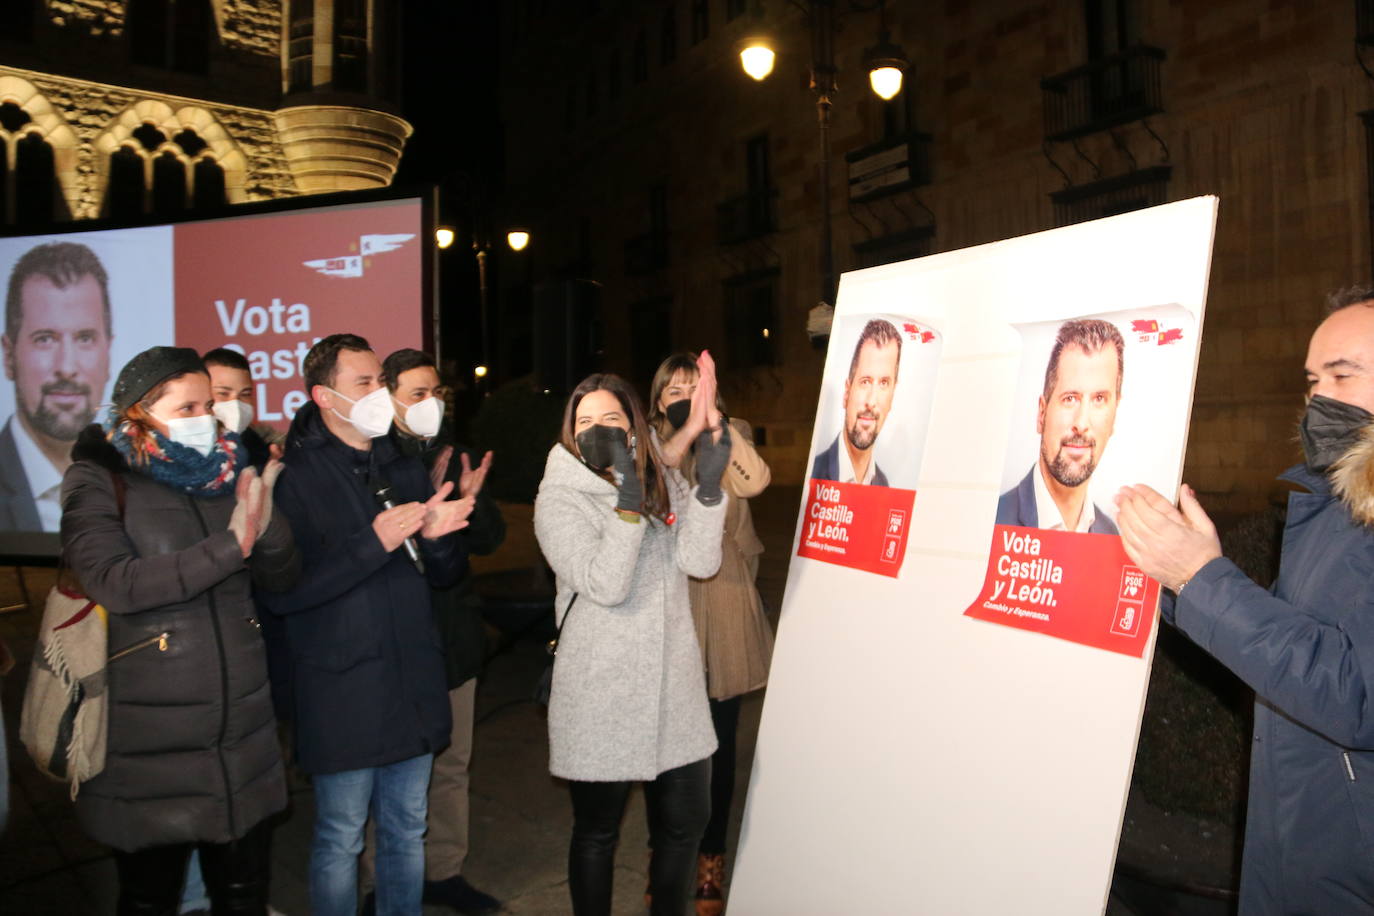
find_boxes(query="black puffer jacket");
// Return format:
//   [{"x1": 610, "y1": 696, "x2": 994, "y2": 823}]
[
  {"x1": 59, "y1": 425, "x2": 297, "y2": 852},
  {"x1": 259, "y1": 402, "x2": 465, "y2": 774}
]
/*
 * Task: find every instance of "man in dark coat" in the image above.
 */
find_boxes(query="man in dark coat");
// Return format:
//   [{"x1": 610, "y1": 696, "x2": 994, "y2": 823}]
[
  {"x1": 258, "y1": 334, "x2": 473, "y2": 916},
  {"x1": 1117, "y1": 290, "x2": 1374, "y2": 913},
  {"x1": 358, "y1": 347, "x2": 505, "y2": 915}
]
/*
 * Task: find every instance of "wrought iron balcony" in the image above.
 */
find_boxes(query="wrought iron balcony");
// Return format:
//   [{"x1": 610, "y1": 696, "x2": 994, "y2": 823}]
[
  {"x1": 716, "y1": 187, "x2": 777, "y2": 245},
  {"x1": 844, "y1": 131, "x2": 933, "y2": 204},
  {"x1": 1049, "y1": 165, "x2": 1172, "y2": 227},
  {"x1": 624, "y1": 231, "x2": 669, "y2": 275},
  {"x1": 1041, "y1": 45, "x2": 1166, "y2": 142}
]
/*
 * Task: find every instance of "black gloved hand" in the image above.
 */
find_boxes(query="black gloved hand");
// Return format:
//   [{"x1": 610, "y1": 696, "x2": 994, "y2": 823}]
[
  {"x1": 693, "y1": 422, "x2": 731, "y2": 506},
  {"x1": 610, "y1": 434, "x2": 643, "y2": 514}
]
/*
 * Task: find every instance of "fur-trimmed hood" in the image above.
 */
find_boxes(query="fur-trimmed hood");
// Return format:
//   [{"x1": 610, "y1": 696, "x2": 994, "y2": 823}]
[{"x1": 1330, "y1": 423, "x2": 1374, "y2": 526}]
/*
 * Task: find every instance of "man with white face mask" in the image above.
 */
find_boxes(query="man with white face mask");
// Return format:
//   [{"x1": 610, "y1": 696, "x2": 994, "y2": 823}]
[
  {"x1": 203, "y1": 347, "x2": 284, "y2": 469},
  {"x1": 257, "y1": 333, "x2": 476, "y2": 916},
  {"x1": 347, "y1": 349, "x2": 504, "y2": 915}
]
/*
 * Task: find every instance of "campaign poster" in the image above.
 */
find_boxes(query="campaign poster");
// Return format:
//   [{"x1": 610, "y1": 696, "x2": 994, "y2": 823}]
[
  {"x1": 729, "y1": 198, "x2": 1216, "y2": 916},
  {"x1": 963, "y1": 306, "x2": 1196, "y2": 657},
  {"x1": 174, "y1": 198, "x2": 425, "y2": 430},
  {"x1": 797, "y1": 314, "x2": 941, "y2": 576}
]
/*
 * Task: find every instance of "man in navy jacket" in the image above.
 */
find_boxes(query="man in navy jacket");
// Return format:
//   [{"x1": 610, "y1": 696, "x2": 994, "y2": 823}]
[
  {"x1": 260, "y1": 333, "x2": 472, "y2": 916},
  {"x1": 1117, "y1": 291, "x2": 1374, "y2": 914}
]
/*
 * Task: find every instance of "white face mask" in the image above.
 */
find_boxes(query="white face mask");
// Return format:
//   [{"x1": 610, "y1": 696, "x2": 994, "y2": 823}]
[
  {"x1": 328, "y1": 386, "x2": 395, "y2": 438},
  {"x1": 212, "y1": 399, "x2": 254, "y2": 434},
  {"x1": 395, "y1": 395, "x2": 442, "y2": 438},
  {"x1": 153, "y1": 412, "x2": 219, "y2": 456}
]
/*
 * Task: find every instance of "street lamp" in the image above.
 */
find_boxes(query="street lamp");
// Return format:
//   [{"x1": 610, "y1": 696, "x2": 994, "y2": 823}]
[
  {"x1": 435, "y1": 226, "x2": 455, "y2": 249},
  {"x1": 739, "y1": 0, "x2": 909, "y2": 312},
  {"x1": 506, "y1": 228, "x2": 530, "y2": 251}
]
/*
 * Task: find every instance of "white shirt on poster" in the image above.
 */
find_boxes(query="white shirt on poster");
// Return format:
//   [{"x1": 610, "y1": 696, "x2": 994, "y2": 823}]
[
  {"x1": 835, "y1": 437, "x2": 877, "y2": 486},
  {"x1": 1032, "y1": 461, "x2": 1095, "y2": 533},
  {"x1": 10, "y1": 414, "x2": 64, "y2": 532}
]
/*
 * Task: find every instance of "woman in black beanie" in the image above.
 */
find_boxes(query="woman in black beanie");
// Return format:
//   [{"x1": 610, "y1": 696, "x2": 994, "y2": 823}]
[{"x1": 59, "y1": 346, "x2": 298, "y2": 915}]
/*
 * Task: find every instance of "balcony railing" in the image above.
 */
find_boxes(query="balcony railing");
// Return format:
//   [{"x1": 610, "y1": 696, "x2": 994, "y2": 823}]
[
  {"x1": 624, "y1": 231, "x2": 669, "y2": 275},
  {"x1": 1041, "y1": 45, "x2": 1166, "y2": 142},
  {"x1": 716, "y1": 187, "x2": 777, "y2": 245},
  {"x1": 1049, "y1": 165, "x2": 1172, "y2": 227},
  {"x1": 844, "y1": 131, "x2": 932, "y2": 203}
]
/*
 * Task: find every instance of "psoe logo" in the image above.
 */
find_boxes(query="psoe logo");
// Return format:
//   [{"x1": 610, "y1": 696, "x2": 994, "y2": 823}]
[
  {"x1": 304, "y1": 233, "x2": 417, "y2": 279},
  {"x1": 1129, "y1": 318, "x2": 1184, "y2": 346}
]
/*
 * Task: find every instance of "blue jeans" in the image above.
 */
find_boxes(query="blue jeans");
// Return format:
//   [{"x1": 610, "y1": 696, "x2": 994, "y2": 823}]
[{"x1": 310, "y1": 753, "x2": 433, "y2": 916}]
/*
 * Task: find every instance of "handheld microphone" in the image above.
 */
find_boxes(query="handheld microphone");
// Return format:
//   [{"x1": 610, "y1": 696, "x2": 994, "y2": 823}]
[{"x1": 373, "y1": 483, "x2": 425, "y2": 575}]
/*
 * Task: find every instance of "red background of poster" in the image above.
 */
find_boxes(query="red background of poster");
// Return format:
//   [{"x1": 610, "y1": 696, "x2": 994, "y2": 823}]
[
  {"x1": 795, "y1": 479, "x2": 917, "y2": 578},
  {"x1": 173, "y1": 200, "x2": 425, "y2": 429},
  {"x1": 963, "y1": 524, "x2": 1160, "y2": 657}
]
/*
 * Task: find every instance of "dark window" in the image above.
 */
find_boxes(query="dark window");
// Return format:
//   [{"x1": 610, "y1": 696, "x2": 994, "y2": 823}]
[
  {"x1": 0, "y1": 102, "x2": 32, "y2": 134},
  {"x1": 128, "y1": 0, "x2": 211, "y2": 73},
  {"x1": 608, "y1": 48, "x2": 621, "y2": 100},
  {"x1": 152, "y1": 150, "x2": 187, "y2": 216},
  {"x1": 565, "y1": 82, "x2": 577, "y2": 128},
  {"x1": 334, "y1": 0, "x2": 368, "y2": 92},
  {"x1": 661, "y1": 5, "x2": 677, "y2": 64},
  {"x1": 14, "y1": 133, "x2": 58, "y2": 225},
  {"x1": 724, "y1": 271, "x2": 777, "y2": 368},
  {"x1": 132, "y1": 122, "x2": 167, "y2": 152},
  {"x1": 746, "y1": 133, "x2": 770, "y2": 192},
  {"x1": 6, "y1": 0, "x2": 36, "y2": 42},
  {"x1": 173, "y1": 128, "x2": 208, "y2": 157},
  {"x1": 288, "y1": 0, "x2": 315, "y2": 92},
  {"x1": 633, "y1": 30, "x2": 648, "y2": 82},
  {"x1": 880, "y1": 85, "x2": 912, "y2": 141},
  {"x1": 105, "y1": 147, "x2": 145, "y2": 220},
  {"x1": 1085, "y1": 0, "x2": 1139, "y2": 60},
  {"x1": 691, "y1": 0, "x2": 709, "y2": 44},
  {"x1": 193, "y1": 158, "x2": 227, "y2": 210},
  {"x1": 726, "y1": 0, "x2": 745, "y2": 20},
  {"x1": 630, "y1": 296, "x2": 674, "y2": 385},
  {"x1": 586, "y1": 71, "x2": 599, "y2": 117},
  {"x1": 649, "y1": 183, "x2": 668, "y2": 237}
]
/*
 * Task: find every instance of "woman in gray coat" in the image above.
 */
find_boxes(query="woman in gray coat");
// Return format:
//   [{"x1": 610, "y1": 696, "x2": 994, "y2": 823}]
[
  {"x1": 534, "y1": 371, "x2": 730, "y2": 916},
  {"x1": 60, "y1": 347, "x2": 296, "y2": 915}
]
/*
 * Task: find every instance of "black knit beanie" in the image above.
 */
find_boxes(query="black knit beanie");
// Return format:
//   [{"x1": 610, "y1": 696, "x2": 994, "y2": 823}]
[{"x1": 111, "y1": 346, "x2": 206, "y2": 414}]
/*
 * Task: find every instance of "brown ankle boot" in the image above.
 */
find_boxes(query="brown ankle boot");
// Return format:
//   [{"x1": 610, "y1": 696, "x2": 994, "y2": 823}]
[{"x1": 695, "y1": 853, "x2": 726, "y2": 916}]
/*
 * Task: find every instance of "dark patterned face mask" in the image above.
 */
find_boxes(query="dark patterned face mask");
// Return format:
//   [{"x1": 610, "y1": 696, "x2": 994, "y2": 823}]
[
  {"x1": 575, "y1": 424, "x2": 628, "y2": 471},
  {"x1": 664, "y1": 399, "x2": 691, "y2": 430},
  {"x1": 1300, "y1": 394, "x2": 1374, "y2": 473}
]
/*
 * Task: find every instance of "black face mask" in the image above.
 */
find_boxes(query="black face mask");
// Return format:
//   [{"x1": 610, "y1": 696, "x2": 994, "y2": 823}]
[
  {"x1": 1300, "y1": 394, "x2": 1374, "y2": 473},
  {"x1": 575, "y1": 424, "x2": 628, "y2": 471},
  {"x1": 664, "y1": 399, "x2": 691, "y2": 430}
]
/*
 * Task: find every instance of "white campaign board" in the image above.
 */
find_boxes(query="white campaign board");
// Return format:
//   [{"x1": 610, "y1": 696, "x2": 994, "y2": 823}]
[{"x1": 729, "y1": 198, "x2": 1218, "y2": 915}]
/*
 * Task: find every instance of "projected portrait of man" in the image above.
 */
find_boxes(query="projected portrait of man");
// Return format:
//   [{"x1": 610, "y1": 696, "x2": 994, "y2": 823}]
[
  {"x1": 1, "y1": 242, "x2": 113, "y2": 532},
  {"x1": 997, "y1": 318, "x2": 1123, "y2": 535},
  {"x1": 811, "y1": 318, "x2": 902, "y2": 487}
]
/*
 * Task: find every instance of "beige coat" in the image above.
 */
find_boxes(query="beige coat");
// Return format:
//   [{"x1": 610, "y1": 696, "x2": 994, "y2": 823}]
[{"x1": 662, "y1": 418, "x2": 776, "y2": 700}]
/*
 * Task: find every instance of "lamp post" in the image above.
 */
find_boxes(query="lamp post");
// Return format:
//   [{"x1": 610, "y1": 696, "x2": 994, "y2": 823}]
[{"x1": 740, "y1": 0, "x2": 909, "y2": 311}]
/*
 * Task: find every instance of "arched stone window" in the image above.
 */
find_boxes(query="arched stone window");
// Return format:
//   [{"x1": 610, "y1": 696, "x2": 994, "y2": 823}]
[
  {"x1": 0, "y1": 99, "x2": 73, "y2": 227},
  {"x1": 97, "y1": 104, "x2": 243, "y2": 217}
]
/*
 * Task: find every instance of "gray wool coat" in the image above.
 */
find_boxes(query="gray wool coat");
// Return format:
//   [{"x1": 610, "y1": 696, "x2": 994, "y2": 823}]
[{"x1": 534, "y1": 444, "x2": 725, "y2": 782}]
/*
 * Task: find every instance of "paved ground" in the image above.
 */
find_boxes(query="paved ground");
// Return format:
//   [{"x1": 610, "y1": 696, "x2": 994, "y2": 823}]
[{"x1": 0, "y1": 486, "x2": 1235, "y2": 914}]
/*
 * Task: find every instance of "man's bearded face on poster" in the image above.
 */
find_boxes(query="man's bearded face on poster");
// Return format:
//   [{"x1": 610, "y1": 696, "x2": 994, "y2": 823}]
[
  {"x1": 843, "y1": 339, "x2": 900, "y2": 452},
  {"x1": 1037, "y1": 343, "x2": 1120, "y2": 488}
]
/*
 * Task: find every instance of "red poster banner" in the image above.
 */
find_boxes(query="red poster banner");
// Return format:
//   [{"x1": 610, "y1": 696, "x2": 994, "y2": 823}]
[
  {"x1": 963, "y1": 524, "x2": 1159, "y2": 657},
  {"x1": 173, "y1": 200, "x2": 425, "y2": 430},
  {"x1": 795, "y1": 479, "x2": 916, "y2": 578}
]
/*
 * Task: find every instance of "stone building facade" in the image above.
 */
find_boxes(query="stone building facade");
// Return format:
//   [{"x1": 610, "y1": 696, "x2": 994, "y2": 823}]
[
  {"x1": 0, "y1": 0, "x2": 410, "y2": 226},
  {"x1": 501, "y1": 0, "x2": 1374, "y2": 515}
]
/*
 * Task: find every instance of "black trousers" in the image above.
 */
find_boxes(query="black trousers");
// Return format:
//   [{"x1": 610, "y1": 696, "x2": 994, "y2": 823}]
[
  {"x1": 568, "y1": 756, "x2": 711, "y2": 916},
  {"x1": 114, "y1": 817, "x2": 272, "y2": 916},
  {"x1": 700, "y1": 695, "x2": 741, "y2": 855}
]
